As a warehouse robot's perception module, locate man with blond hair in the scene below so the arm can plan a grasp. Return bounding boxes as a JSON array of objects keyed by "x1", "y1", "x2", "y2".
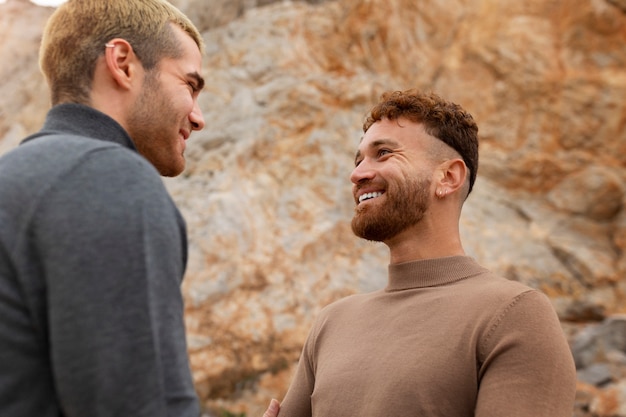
[{"x1": 0, "y1": 1, "x2": 206, "y2": 415}]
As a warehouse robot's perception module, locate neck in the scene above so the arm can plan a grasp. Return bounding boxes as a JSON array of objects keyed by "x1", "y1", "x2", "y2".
[{"x1": 384, "y1": 217, "x2": 465, "y2": 265}]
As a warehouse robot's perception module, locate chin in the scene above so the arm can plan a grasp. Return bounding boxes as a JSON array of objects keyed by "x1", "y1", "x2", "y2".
[
  {"x1": 156, "y1": 161, "x2": 185, "y2": 177},
  {"x1": 167, "y1": 166, "x2": 185, "y2": 177}
]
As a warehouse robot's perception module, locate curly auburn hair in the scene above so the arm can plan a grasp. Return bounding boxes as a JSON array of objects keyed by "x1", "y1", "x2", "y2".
[{"x1": 364, "y1": 89, "x2": 479, "y2": 195}]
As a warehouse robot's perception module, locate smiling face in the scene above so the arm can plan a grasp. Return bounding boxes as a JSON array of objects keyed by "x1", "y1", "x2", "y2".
[
  {"x1": 350, "y1": 118, "x2": 438, "y2": 242},
  {"x1": 127, "y1": 24, "x2": 205, "y2": 177}
]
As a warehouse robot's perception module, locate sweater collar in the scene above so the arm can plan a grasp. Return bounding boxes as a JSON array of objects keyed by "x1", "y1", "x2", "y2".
[
  {"x1": 23, "y1": 103, "x2": 136, "y2": 151},
  {"x1": 386, "y1": 256, "x2": 488, "y2": 292}
]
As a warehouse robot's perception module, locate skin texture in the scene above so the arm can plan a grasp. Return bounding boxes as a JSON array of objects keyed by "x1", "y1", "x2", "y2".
[
  {"x1": 351, "y1": 117, "x2": 468, "y2": 264},
  {"x1": 91, "y1": 24, "x2": 205, "y2": 176},
  {"x1": 351, "y1": 120, "x2": 434, "y2": 242},
  {"x1": 126, "y1": 24, "x2": 205, "y2": 176},
  {"x1": 263, "y1": 399, "x2": 281, "y2": 417}
]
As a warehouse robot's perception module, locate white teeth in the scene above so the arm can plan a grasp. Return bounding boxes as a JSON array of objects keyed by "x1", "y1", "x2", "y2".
[{"x1": 359, "y1": 192, "x2": 383, "y2": 203}]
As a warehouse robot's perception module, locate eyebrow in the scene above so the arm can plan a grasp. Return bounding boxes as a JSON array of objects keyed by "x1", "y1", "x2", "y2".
[
  {"x1": 188, "y1": 72, "x2": 205, "y2": 91},
  {"x1": 354, "y1": 138, "x2": 401, "y2": 164}
]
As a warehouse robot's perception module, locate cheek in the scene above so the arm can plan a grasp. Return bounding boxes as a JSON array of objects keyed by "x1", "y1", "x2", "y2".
[
  {"x1": 161, "y1": 91, "x2": 184, "y2": 120},
  {"x1": 173, "y1": 94, "x2": 195, "y2": 119}
]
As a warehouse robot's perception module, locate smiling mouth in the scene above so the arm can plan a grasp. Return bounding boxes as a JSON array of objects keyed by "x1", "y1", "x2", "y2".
[{"x1": 358, "y1": 191, "x2": 384, "y2": 203}]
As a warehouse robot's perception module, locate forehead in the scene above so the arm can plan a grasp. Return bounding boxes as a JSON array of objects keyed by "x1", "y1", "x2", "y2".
[
  {"x1": 165, "y1": 24, "x2": 203, "y2": 70},
  {"x1": 358, "y1": 118, "x2": 430, "y2": 152}
]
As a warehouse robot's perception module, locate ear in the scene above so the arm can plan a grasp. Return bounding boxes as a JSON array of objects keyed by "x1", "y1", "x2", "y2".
[
  {"x1": 435, "y1": 158, "x2": 467, "y2": 197},
  {"x1": 103, "y1": 39, "x2": 140, "y2": 90}
]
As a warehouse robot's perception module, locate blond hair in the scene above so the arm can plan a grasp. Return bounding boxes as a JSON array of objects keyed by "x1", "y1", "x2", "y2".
[{"x1": 40, "y1": 0, "x2": 204, "y2": 105}]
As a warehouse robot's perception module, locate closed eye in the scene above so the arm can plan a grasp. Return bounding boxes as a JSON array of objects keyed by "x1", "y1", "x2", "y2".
[
  {"x1": 188, "y1": 81, "x2": 200, "y2": 93},
  {"x1": 186, "y1": 72, "x2": 205, "y2": 94}
]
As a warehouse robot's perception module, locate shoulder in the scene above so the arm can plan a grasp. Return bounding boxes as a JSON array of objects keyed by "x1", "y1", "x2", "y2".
[
  {"x1": 479, "y1": 284, "x2": 561, "y2": 348},
  {"x1": 1, "y1": 132, "x2": 176, "y2": 229},
  {"x1": 458, "y1": 268, "x2": 541, "y2": 306},
  {"x1": 31, "y1": 133, "x2": 148, "y2": 167},
  {"x1": 455, "y1": 271, "x2": 558, "y2": 326},
  {"x1": 314, "y1": 290, "x2": 381, "y2": 324},
  {"x1": 3, "y1": 133, "x2": 150, "y2": 178},
  {"x1": 7, "y1": 132, "x2": 159, "y2": 190}
]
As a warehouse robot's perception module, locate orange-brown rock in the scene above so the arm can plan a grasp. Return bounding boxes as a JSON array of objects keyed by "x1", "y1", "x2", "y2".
[{"x1": 1, "y1": 0, "x2": 625, "y2": 415}]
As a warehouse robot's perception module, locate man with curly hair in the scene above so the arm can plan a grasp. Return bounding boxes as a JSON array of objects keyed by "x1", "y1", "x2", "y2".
[{"x1": 276, "y1": 89, "x2": 577, "y2": 417}]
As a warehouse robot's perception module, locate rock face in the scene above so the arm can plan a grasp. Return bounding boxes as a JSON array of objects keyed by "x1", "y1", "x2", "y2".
[
  {"x1": 0, "y1": 0, "x2": 51, "y2": 154},
  {"x1": 1, "y1": 0, "x2": 625, "y2": 415}
]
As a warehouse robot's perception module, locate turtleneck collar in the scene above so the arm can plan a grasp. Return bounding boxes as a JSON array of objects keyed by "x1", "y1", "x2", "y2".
[
  {"x1": 386, "y1": 256, "x2": 488, "y2": 292},
  {"x1": 22, "y1": 103, "x2": 136, "y2": 151}
]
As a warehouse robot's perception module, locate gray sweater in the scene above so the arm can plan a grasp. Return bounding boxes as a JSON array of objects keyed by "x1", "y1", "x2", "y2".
[{"x1": 0, "y1": 104, "x2": 200, "y2": 417}]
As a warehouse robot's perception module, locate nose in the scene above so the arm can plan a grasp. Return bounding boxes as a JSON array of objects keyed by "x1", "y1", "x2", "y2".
[
  {"x1": 350, "y1": 159, "x2": 375, "y2": 185},
  {"x1": 189, "y1": 100, "x2": 205, "y2": 131}
]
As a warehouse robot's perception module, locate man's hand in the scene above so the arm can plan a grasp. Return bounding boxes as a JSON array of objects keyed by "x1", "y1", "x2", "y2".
[{"x1": 262, "y1": 399, "x2": 280, "y2": 417}]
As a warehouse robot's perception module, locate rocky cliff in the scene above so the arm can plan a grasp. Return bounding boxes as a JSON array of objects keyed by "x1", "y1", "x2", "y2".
[{"x1": 1, "y1": 0, "x2": 625, "y2": 415}]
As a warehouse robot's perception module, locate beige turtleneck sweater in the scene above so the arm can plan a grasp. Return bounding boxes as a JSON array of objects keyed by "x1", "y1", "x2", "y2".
[{"x1": 278, "y1": 256, "x2": 576, "y2": 417}]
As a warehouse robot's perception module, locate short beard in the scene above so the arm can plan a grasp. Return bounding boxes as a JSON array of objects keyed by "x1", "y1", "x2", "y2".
[{"x1": 351, "y1": 176, "x2": 431, "y2": 242}]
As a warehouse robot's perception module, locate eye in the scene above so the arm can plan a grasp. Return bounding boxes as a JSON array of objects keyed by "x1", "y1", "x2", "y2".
[
  {"x1": 187, "y1": 81, "x2": 200, "y2": 94},
  {"x1": 377, "y1": 148, "x2": 392, "y2": 158}
]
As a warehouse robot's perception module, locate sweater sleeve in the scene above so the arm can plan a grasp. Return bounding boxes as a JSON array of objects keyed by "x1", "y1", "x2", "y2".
[
  {"x1": 34, "y1": 148, "x2": 199, "y2": 417},
  {"x1": 475, "y1": 290, "x2": 577, "y2": 417},
  {"x1": 278, "y1": 314, "x2": 322, "y2": 417}
]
